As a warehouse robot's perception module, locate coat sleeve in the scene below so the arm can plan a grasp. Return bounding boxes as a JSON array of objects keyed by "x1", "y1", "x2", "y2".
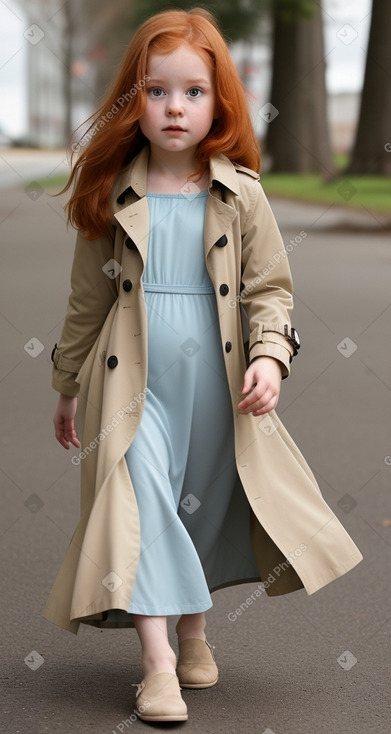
[
  {"x1": 239, "y1": 177, "x2": 295, "y2": 379},
  {"x1": 51, "y1": 229, "x2": 118, "y2": 397}
]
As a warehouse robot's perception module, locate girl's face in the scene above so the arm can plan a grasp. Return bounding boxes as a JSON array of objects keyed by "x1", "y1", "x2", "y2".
[{"x1": 139, "y1": 43, "x2": 216, "y2": 159}]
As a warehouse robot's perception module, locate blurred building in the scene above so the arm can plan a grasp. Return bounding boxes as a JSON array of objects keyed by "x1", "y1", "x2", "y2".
[
  {"x1": 328, "y1": 92, "x2": 360, "y2": 153},
  {"x1": 23, "y1": 3, "x2": 94, "y2": 148},
  {"x1": 1, "y1": 1, "x2": 365, "y2": 151},
  {"x1": 26, "y1": 27, "x2": 65, "y2": 148}
]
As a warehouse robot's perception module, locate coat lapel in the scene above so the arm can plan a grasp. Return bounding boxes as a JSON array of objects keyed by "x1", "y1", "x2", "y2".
[
  {"x1": 113, "y1": 144, "x2": 240, "y2": 270},
  {"x1": 114, "y1": 197, "x2": 150, "y2": 271},
  {"x1": 204, "y1": 150, "x2": 241, "y2": 260},
  {"x1": 204, "y1": 194, "x2": 237, "y2": 262}
]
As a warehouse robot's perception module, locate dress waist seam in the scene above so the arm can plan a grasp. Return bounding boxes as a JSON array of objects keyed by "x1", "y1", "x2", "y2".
[{"x1": 142, "y1": 282, "x2": 215, "y2": 294}]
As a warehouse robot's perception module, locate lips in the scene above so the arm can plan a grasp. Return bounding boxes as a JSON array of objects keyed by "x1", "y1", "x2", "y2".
[{"x1": 163, "y1": 126, "x2": 186, "y2": 131}]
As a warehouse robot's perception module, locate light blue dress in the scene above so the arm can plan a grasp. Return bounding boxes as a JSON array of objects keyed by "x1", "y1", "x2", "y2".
[{"x1": 125, "y1": 191, "x2": 243, "y2": 616}]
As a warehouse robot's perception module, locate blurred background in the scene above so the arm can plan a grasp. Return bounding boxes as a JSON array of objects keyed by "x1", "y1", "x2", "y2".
[
  {"x1": 0, "y1": 0, "x2": 390, "y2": 210},
  {"x1": 1, "y1": 6, "x2": 391, "y2": 732}
]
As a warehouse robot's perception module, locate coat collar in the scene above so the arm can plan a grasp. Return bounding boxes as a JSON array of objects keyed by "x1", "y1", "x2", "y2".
[
  {"x1": 113, "y1": 143, "x2": 242, "y2": 269},
  {"x1": 113, "y1": 143, "x2": 241, "y2": 201}
]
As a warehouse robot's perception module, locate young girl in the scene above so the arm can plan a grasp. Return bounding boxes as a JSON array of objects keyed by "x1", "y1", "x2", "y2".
[{"x1": 44, "y1": 7, "x2": 363, "y2": 724}]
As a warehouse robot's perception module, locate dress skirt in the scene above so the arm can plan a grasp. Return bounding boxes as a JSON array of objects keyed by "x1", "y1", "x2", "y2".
[{"x1": 125, "y1": 191, "x2": 254, "y2": 616}]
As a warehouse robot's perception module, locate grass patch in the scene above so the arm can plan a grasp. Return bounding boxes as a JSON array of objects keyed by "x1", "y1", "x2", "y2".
[
  {"x1": 34, "y1": 174, "x2": 69, "y2": 191},
  {"x1": 333, "y1": 152, "x2": 349, "y2": 169},
  {"x1": 260, "y1": 172, "x2": 391, "y2": 213},
  {"x1": 34, "y1": 161, "x2": 391, "y2": 214}
]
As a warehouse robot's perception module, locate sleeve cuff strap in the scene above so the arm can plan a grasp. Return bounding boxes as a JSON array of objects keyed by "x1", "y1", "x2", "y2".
[{"x1": 53, "y1": 351, "x2": 83, "y2": 373}]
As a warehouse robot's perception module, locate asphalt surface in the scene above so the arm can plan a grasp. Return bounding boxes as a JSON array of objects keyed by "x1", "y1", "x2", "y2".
[{"x1": 1, "y1": 150, "x2": 391, "y2": 734}]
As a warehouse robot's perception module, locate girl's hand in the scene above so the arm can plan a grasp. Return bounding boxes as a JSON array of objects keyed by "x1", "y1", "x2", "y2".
[
  {"x1": 53, "y1": 394, "x2": 81, "y2": 449},
  {"x1": 238, "y1": 356, "x2": 282, "y2": 416}
]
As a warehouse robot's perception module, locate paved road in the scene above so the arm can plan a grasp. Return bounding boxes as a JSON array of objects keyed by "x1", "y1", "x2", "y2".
[
  {"x1": 1, "y1": 157, "x2": 391, "y2": 734},
  {"x1": 0, "y1": 148, "x2": 69, "y2": 189}
]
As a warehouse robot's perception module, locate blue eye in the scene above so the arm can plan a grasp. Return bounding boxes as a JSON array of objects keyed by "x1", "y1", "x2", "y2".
[
  {"x1": 147, "y1": 86, "x2": 203, "y2": 98},
  {"x1": 188, "y1": 88, "x2": 202, "y2": 97}
]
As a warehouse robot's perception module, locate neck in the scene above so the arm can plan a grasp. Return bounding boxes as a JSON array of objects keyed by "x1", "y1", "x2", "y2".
[{"x1": 147, "y1": 144, "x2": 200, "y2": 182}]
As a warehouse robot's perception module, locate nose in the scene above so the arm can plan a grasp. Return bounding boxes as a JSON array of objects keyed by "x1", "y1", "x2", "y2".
[{"x1": 166, "y1": 93, "x2": 183, "y2": 117}]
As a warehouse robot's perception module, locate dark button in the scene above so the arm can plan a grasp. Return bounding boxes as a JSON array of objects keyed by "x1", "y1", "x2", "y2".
[
  {"x1": 122, "y1": 279, "x2": 132, "y2": 292},
  {"x1": 219, "y1": 283, "x2": 229, "y2": 296},
  {"x1": 117, "y1": 193, "x2": 125, "y2": 205},
  {"x1": 225, "y1": 341, "x2": 232, "y2": 353},
  {"x1": 125, "y1": 237, "x2": 137, "y2": 250},
  {"x1": 215, "y1": 234, "x2": 228, "y2": 248},
  {"x1": 107, "y1": 355, "x2": 118, "y2": 369}
]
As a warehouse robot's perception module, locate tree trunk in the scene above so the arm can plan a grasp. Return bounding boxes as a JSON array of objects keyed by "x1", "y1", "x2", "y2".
[
  {"x1": 346, "y1": 0, "x2": 391, "y2": 175},
  {"x1": 265, "y1": 2, "x2": 334, "y2": 175}
]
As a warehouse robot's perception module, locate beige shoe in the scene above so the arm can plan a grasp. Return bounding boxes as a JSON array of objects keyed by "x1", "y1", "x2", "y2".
[
  {"x1": 133, "y1": 672, "x2": 188, "y2": 722},
  {"x1": 176, "y1": 638, "x2": 218, "y2": 689}
]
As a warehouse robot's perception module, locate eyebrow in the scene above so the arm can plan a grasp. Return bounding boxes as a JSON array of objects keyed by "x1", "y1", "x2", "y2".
[{"x1": 147, "y1": 78, "x2": 211, "y2": 86}]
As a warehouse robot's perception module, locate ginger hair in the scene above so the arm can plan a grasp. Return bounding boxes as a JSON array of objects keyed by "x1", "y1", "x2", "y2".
[{"x1": 61, "y1": 7, "x2": 261, "y2": 239}]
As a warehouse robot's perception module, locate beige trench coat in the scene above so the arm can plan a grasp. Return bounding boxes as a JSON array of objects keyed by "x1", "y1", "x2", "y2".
[{"x1": 44, "y1": 144, "x2": 362, "y2": 634}]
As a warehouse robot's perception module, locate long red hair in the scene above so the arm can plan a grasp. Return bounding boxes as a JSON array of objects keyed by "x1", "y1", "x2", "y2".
[{"x1": 62, "y1": 7, "x2": 261, "y2": 239}]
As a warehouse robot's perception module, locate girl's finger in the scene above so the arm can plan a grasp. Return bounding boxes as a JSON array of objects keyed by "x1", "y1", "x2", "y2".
[
  {"x1": 241, "y1": 368, "x2": 257, "y2": 394},
  {"x1": 54, "y1": 415, "x2": 80, "y2": 449},
  {"x1": 240, "y1": 388, "x2": 278, "y2": 414},
  {"x1": 69, "y1": 433, "x2": 81, "y2": 449},
  {"x1": 253, "y1": 395, "x2": 279, "y2": 416},
  {"x1": 64, "y1": 422, "x2": 81, "y2": 448},
  {"x1": 240, "y1": 387, "x2": 272, "y2": 412},
  {"x1": 55, "y1": 428, "x2": 70, "y2": 449},
  {"x1": 238, "y1": 381, "x2": 263, "y2": 407}
]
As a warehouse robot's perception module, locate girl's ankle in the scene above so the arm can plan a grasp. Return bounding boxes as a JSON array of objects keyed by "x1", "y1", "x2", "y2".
[
  {"x1": 175, "y1": 625, "x2": 206, "y2": 643},
  {"x1": 175, "y1": 614, "x2": 207, "y2": 642},
  {"x1": 177, "y1": 632, "x2": 206, "y2": 643},
  {"x1": 142, "y1": 650, "x2": 177, "y2": 682}
]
